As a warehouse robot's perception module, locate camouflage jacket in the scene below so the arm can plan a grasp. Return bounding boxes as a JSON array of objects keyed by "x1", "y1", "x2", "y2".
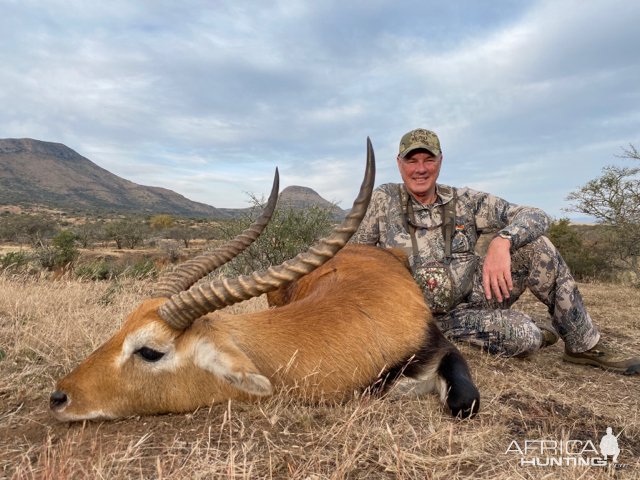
[{"x1": 350, "y1": 183, "x2": 551, "y2": 312}]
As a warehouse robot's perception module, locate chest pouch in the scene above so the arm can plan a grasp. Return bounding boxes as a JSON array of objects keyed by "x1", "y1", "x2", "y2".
[
  {"x1": 412, "y1": 262, "x2": 456, "y2": 314},
  {"x1": 399, "y1": 185, "x2": 459, "y2": 314}
]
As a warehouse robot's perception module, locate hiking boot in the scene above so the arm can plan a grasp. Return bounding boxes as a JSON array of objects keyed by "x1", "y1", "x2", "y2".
[
  {"x1": 563, "y1": 339, "x2": 640, "y2": 375},
  {"x1": 537, "y1": 322, "x2": 559, "y2": 348}
]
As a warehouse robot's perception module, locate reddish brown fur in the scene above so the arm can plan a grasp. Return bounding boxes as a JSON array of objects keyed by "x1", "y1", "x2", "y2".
[
  {"x1": 221, "y1": 245, "x2": 429, "y2": 396},
  {"x1": 52, "y1": 244, "x2": 431, "y2": 420}
]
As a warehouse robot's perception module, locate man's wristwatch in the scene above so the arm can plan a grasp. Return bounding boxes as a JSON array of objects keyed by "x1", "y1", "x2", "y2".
[{"x1": 497, "y1": 230, "x2": 512, "y2": 242}]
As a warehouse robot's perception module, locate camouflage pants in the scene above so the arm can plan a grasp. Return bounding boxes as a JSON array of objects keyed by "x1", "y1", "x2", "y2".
[{"x1": 435, "y1": 236, "x2": 600, "y2": 357}]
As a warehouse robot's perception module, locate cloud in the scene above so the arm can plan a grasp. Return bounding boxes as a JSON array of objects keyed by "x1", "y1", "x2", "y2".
[{"x1": 1, "y1": 0, "x2": 639, "y2": 215}]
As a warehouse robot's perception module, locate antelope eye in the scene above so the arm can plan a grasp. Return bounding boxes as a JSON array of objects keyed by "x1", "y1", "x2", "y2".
[{"x1": 135, "y1": 347, "x2": 165, "y2": 362}]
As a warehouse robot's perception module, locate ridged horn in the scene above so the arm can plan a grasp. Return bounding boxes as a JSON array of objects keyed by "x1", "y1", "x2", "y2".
[
  {"x1": 159, "y1": 137, "x2": 376, "y2": 329},
  {"x1": 153, "y1": 169, "x2": 280, "y2": 298}
]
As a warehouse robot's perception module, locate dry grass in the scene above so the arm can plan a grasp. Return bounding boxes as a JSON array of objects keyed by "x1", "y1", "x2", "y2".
[{"x1": 0, "y1": 273, "x2": 639, "y2": 479}]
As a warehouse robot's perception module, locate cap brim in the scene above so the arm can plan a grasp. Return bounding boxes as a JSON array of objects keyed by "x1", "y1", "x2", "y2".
[{"x1": 400, "y1": 145, "x2": 440, "y2": 158}]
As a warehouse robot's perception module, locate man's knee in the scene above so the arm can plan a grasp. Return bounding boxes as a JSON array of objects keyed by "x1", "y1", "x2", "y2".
[
  {"x1": 439, "y1": 310, "x2": 543, "y2": 357},
  {"x1": 492, "y1": 321, "x2": 543, "y2": 357},
  {"x1": 506, "y1": 328, "x2": 544, "y2": 357},
  {"x1": 512, "y1": 235, "x2": 569, "y2": 291},
  {"x1": 513, "y1": 235, "x2": 558, "y2": 264}
]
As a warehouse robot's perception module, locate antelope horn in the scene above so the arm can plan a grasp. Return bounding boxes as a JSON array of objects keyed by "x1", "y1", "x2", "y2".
[
  {"x1": 153, "y1": 169, "x2": 280, "y2": 298},
  {"x1": 159, "y1": 137, "x2": 376, "y2": 329}
]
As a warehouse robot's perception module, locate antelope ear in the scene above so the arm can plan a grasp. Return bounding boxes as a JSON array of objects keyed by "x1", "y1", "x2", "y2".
[
  {"x1": 222, "y1": 371, "x2": 273, "y2": 396},
  {"x1": 194, "y1": 339, "x2": 273, "y2": 396}
]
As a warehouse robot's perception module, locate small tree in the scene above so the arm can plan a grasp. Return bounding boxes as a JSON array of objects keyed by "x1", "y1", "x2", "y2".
[
  {"x1": 73, "y1": 221, "x2": 104, "y2": 248},
  {"x1": 567, "y1": 145, "x2": 640, "y2": 283},
  {"x1": 168, "y1": 225, "x2": 196, "y2": 248},
  {"x1": 160, "y1": 239, "x2": 183, "y2": 263},
  {"x1": 105, "y1": 218, "x2": 148, "y2": 250},
  {"x1": 105, "y1": 221, "x2": 125, "y2": 249},
  {"x1": 218, "y1": 194, "x2": 336, "y2": 275}
]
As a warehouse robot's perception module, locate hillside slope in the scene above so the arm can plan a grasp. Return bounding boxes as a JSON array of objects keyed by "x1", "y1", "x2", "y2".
[{"x1": 0, "y1": 138, "x2": 225, "y2": 217}]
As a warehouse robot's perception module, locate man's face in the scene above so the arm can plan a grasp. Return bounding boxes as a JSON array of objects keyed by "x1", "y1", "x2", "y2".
[{"x1": 397, "y1": 149, "x2": 442, "y2": 202}]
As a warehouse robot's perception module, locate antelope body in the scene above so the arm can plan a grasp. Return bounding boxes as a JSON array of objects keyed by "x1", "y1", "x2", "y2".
[{"x1": 50, "y1": 140, "x2": 480, "y2": 421}]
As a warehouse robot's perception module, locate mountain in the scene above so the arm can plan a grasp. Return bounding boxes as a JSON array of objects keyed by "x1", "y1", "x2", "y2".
[
  {"x1": 0, "y1": 138, "x2": 343, "y2": 218},
  {"x1": 0, "y1": 138, "x2": 230, "y2": 217},
  {"x1": 278, "y1": 186, "x2": 346, "y2": 218}
]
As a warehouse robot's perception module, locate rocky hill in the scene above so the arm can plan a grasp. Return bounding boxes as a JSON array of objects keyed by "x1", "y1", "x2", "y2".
[
  {"x1": 278, "y1": 186, "x2": 346, "y2": 218},
  {"x1": 0, "y1": 138, "x2": 227, "y2": 217},
  {"x1": 0, "y1": 138, "x2": 343, "y2": 218}
]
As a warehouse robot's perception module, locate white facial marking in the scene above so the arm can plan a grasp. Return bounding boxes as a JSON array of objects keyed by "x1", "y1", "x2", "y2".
[
  {"x1": 117, "y1": 323, "x2": 182, "y2": 371},
  {"x1": 51, "y1": 408, "x2": 115, "y2": 422},
  {"x1": 193, "y1": 339, "x2": 222, "y2": 373},
  {"x1": 194, "y1": 340, "x2": 272, "y2": 396}
]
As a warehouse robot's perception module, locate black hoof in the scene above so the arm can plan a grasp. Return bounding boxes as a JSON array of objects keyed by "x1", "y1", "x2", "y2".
[
  {"x1": 447, "y1": 376, "x2": 480, "y2": 418},
  {"x1": 624, "y1": 363, "x2": 640, "y2": 375}
]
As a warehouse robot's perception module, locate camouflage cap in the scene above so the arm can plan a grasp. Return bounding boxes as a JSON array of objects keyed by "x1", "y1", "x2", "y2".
[{"x1": 398, "y1": 129, "x2": 442, "y2": 158}]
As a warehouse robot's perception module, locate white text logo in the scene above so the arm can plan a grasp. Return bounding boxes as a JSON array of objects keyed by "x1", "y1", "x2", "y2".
[{"x1": 505, "y1": 427, "x2": 629, "y2": 469}]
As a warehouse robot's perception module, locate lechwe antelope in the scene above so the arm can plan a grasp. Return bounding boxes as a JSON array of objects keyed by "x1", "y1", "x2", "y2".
[{"x1": 50, "y1": 139, "x2": 480, "y2": 421}]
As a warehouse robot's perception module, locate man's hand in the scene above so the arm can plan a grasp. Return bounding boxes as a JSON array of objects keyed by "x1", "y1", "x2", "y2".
[{"x1": 482, "y1": 236, "x2": 513, "y2": 302}]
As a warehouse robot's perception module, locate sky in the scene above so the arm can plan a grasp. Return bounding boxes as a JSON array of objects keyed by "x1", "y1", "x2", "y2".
[{"x1": 1, "y1": 0, "x2": 639, "y2": 219}]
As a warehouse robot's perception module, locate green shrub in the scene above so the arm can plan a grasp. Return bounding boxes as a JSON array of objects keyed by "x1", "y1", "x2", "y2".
[
  {"x1": 122, "y1": 258, "x2": 157, "y2": 280},
  {"x1": 0, "y1": 251, "x2": 31, "y2": 271},
  {"x1": 218, "y1": 200, "x2": 335, "y2": 276},
  {"x1": 548, "y1": 219, "x2": 612, "y2": 281},
  {"x1": 51, "y1": 230, "x2": 80, "y2": 266},
  {"x1": 33, "y1": 230, "x2": 80, "y2": 270},
  {"x1": 75, "y1": 256, "x2": 157, "y2": 281},
  {"x1": 75, "y1": 260, "x2": 113, "y2": 281},
  {"x1": 32, "y1": 245, "x2": 57, "y2": 270}
]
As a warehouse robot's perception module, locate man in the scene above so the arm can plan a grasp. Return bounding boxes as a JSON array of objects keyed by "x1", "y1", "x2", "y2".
[{"x1": 351, "y1": 128, "x2": 639, "y2": 374}]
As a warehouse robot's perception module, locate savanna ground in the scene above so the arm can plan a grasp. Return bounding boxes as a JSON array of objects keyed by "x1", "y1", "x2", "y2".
[{"x1": 0, "y1": 272, "x2": 639, "y2": 479}]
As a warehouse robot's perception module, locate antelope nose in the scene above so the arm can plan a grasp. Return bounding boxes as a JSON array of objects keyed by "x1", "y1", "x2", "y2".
[{"x1": 50, "y1": 390, "x2": 68, "y2": 409}]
